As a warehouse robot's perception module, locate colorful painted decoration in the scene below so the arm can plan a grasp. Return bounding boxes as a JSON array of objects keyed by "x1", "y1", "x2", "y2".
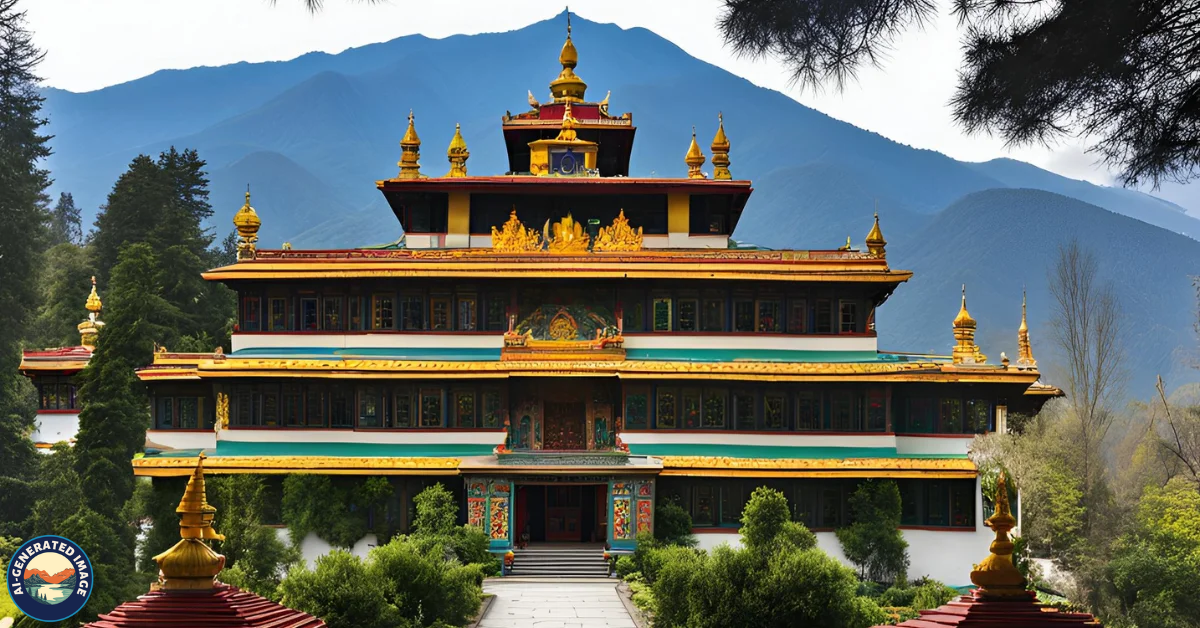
[
  {"x1": 613, "y1": 498, "x2": 631, "y2": 540},
  {"x1": 637, "y1": 483, "x2": 652, "y2": 497},
  {"x1": 636, "y1": 499, "x2": 653, "y2": 535},
  {"x1": 612, "y1": 482, "x2": 631, "y2": 496},
  {"x1": 468, "y1": 498, "x2": 486, "y2": 527},
  {"x1": 490, "y1": 496, "x2": 509, "y2": 540},
  {"x1": 468, "y1": 481, "x2": 487, "y2": 498}
]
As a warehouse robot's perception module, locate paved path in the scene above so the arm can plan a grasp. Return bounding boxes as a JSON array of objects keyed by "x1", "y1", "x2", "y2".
[{"x1": 480, "y1": 579, "x2": 636, "y2": 628}]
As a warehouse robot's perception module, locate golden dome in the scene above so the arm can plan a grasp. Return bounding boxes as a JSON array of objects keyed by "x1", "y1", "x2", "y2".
[
  {"x1": 549, "y1": 13, "x2": 587, "y2": 102},
  {"x1": 401, "y1": 109, "x2": 421, "y2": 148},
  {"x1": 953, "y1": 285, "x2": 976, "y2": 329},
  {"x1": 152, "y1": 453, "x2": 227, "y2": 591},
  {"x1": 446, "y1": 123, "x2": 469, "y2": 177},
  {"x1": 232, "y1": 190, "x2": 261, "y2": 238},
  {"x1": 685, "y1": 127, "x2": 706, "y2": 179},
  {"x1": 711, "y1": 113, "x2": 731, "y2": 180},
  {"x1": 865, "y1": 212, "x2": 886, "y2": 257},
  {"x1": 85, "y1": 276, "x2": 102, "y2": 313}
]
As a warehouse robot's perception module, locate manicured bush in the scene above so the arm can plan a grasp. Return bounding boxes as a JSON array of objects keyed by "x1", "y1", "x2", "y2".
[
  {"x1": 278, "y1": 550, "x2": 403, "y2": 628},
  {"x1": 412, "y1": 483, "x2": 458, "y2": 536},
  {"x1": 836, "y1": 480, "x2": 909, "y2": 584},
  {"x1": 648, "y1": 546, "x2": 702, "y2": 628},
  {"x1": 615, "y1": 555, "x2": 637, "y2": 579},
  {"x1": 371, "y1": 536, "x2": 483, "y2": 627},
  {"x1": 281, "y1": 475, "x2": 395, "y2": 548},
  {"x1": 654, "y1": 501, "x2": 697, "y2": 547},
  {"x1": 910, "y1": 578, "x2": 960, "y2": 610}
]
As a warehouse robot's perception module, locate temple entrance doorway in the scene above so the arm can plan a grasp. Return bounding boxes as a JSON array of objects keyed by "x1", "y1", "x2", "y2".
[
  {"x1": 508, "y1": 378, "x2": 619, "y2": 451},
  {"x1": 514, "y1": 484, "x2": 608, "y2": 545}
]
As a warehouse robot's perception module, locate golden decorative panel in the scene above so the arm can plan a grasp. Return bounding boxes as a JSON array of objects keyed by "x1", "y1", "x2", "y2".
[
  {"x1": 593, "y1": 210, "x2": 643, "y2": 251},
  {"x1": 546, "y1": 213, "x2": 589, "y2": 252},
  {"x1": 490, "y1": 210, "x2": 543, "y2": 252}
]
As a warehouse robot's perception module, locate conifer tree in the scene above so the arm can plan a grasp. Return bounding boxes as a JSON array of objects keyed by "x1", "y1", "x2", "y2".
[
  {"x1": 49, "y1": 191, "x2": 82, "y2": 246},
  {"x1": 29, "y1": 242, "x2": 96, "y2": 348},
  {"x1": 0, "y1": 0, "x2": 51, "y2": 535}
]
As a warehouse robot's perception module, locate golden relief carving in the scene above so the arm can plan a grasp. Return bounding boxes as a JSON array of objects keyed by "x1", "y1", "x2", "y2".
[
  {"x1": 215, "y1": 392, "x2": 229, "y2": 431},
  {"x1": 658, "y1": 456, "x2": 977, "y2": 471},
  {"x1": 491, "y1": 209, "x2": 543, "y2": 252},
  {"x1": 593, "y1": 210, "x2": 643, "y2": 251},
  {"x1": 546, "y1": 213, "x2": 589, "y2": 252}
]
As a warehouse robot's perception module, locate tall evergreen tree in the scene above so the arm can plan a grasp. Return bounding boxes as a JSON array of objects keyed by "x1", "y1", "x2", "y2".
[
  {"x1": 0, "y1": 0, "x2": 51, "y2": 534},
  {"x1": 49, "y1": 191, "x2": 82, "y2": 246},
  {"x1": 28, "y1": 242, "x2": 96, "y2": 348}
]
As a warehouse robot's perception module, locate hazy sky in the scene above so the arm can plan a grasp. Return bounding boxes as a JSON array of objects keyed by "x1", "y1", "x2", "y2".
[{"x1": 27, "y1": 0, "x2": 1108, "y2": 184}]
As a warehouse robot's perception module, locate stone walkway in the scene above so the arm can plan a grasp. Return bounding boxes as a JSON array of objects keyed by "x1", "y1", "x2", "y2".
[{"x1": 480, "y1": 579, "x2": 637, "y2": 628}]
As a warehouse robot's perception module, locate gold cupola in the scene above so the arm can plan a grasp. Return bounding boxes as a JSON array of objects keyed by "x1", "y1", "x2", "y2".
[
  {"x1": 685, "y1": 127, "x2": 707, "y2": 179},
  {"x1": 1016, "y1": 290, "x2": 1037, "y2": 368},
  {"x1": 152, "y1": 453, "x2": 227, "y2": 591},
  {"x1": 969, "y1": 472, "x2": 1027, "y2": 598},
  {"x1": 549, "y1": 13, "x2": 587, "y2": 102},
  {"x1": 77, "y1": 276, "x2": 104, "y2": 348},
  {"x1": 952, "y1": 285, "x2": 986, "y2": 364},
  {"x1": 233, "y1": 189, "x2": 261, "y2": 261},
  {"x1": 397, "y1": 110, "x2": 424, "y2": 180},
  {"x1": 865, "y1": 212, "x2": 886, "y2": 257},
  {"x1": 446, "y1": 123, "x2": 469, "y2": 177},
  {"x1": 710, "y1": 113, "x2": 731, "y2": 180}
]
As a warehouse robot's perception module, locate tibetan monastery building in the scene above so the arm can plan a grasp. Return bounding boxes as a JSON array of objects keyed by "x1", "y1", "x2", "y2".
[{"x1": 131, "y1": 17, "x2": 1060, "y2": 584}]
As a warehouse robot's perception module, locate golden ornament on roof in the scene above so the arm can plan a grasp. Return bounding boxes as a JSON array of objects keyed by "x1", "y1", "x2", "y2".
[
  {"x1": 397, "y1": 110, "x2": 423, "y2": 179},
  {"x1": 446, "y1": 123, "x2": 469, "y2": 177},
  {"x1": 78, "y1": 276, "x2": 105, "y2": 347},
  {"x1": 952, "y1": 285, "x2": 986, "y2": 364},
  {"x1": 233, "y1": 189, "x2": 260, "y2": 261},
  {"x1": 556, "y1": 101, "x2": 579, "y2": 142},
  {"x1": 152, "y1": 453, "x2": 226, "y2": 591},
  {"x1": 970, "y1": 472, "x2": 1027, "y2": 598},
  {"x1": 711, "y1": 112, "x2": 731, "y2": 180},
  {"x1": 549, "y1": 12, "x2": 587, "y2": 102},
  {"x1": 593, "y1": 209, "x2": 643, "y2": 251},
  {"x1": 865, "y1": 212, "x2": 886, "y2": 257},
  {"x1": 491, "y1": 209, "x2": 544, "y2": 252},
  {"x1": 685, "y1": 126, "x2": 706, "y2": 179},
  {"x1": 1016, "y1": 290, "x2": 1037, "y2": 368},
  {"x1": 547, "y1": 213, "x2": 589, "y2": 252}
]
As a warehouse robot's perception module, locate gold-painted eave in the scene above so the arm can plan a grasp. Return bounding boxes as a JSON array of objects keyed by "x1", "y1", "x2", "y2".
[
  {"x1": 201, "y1": 261, "x2": 912, "y2": 284},
  {"x1": 658, "y1": 456, "x2": 976, "y2": 479},
  {"x1": 18, "y1": 359, "x2": 90, "y2": 373},
  {"x1": 132, "y1": 455, "x2": 462, "y2": 477}
]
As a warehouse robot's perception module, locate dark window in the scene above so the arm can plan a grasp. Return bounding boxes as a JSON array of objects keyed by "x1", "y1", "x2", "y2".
[
  {"x1": 839, "y1": 301, "x2": 858, "y2": 333},
  {"x1": 359, "y1": 387, "x2": 382, "y2": 428},
  {"x1": 831, "y1": 391, "x2": 856, "y2": 431},
  {"x1": 331, "y1": 389, "x2": 351, "y2": 428},
  {"x1": 734, "y1": 391, "x2": 756, "y2": 430},
  {"x1": 926, "y1": 481, "x2": 948, "y2": 526},
  {"x1": 820, "y1": 484, "x2": 843, "y2": 528},
  {"x1": 306, "y1": 388, "x2": 327, "y2": 427},
  {"x1": 394, "y1": 389, "x2": 414, "y2": 428},
  {"x1": 261, "y1": 386, "x2": 279, "y2": 426},
  {"x1": 300, "y1": 298, "x2": 319, "y2": 331},
  {"x1": 269, "y1": 298, "x2": 288, "y2": 331},
  {"x1": 677, "y1": 299, "x2": 698, "y2": 332},
  {"x1": 624, "y1": 389, "x2": 649, "y2": 429},
  {"x1": 283, "y1": 385, "x2": 303, "y2": 426},
  {"x1": 721, "y1": 482, "x2": 744, "y2": 525},
  {"x1": 348, "y1": 296, "x2": 364, "y2": 331},
  {"x1": 796, "y1": 391, "x2": 821, "y2": 430},
  {"x1": 622, "y1": 291, "x2": 646, "y2": 332},
  {"x1": 373, "y1": 295, "x2": 395, "y2": 330},
  {"x1": 756, "y1": 299, "x2": 781, "y2": 332},
  {"x1": 940, "y1": 398, "x2": 963, "y2": 433},
  {"x1": 420, "y1": 389, "x2": 443, "y2": 427},
  {"x1": 967, "y1": 399, "x2": 990, "y2": 433},
  {"x1": 764, "y1": 394, "x2": 786, "y2": 430},
  {"x1": 457, "y1": 296, "x2": 477, "y2": 331},
  {"x1": 815, "y1": 300, "x2": 833, "y2": 333},
  {"x1": 905, "y1": 398, "x2": 934, "y2": 433},
  {"x1": 156, "y1": 397, "x2": 174, "y2": 429},
  {"x1": 430, "y1": 297, "x2": 451, "y2": 331},
  {"x1": 788, "y1": 299, "x2": 808, "y2": 334},
  {"x1": 38, "y1": 383, "x2": 76, "y2": 410},
  {"x1": 242, "y1": 297, "x2": 261, "y2": 332},
  {"x1": 701, "y1": 297, "x2": 725, "y2": 332},
  {"x1": 733, "y1": 299, "x2": 754, "y2": 332},
  {"x1": 484, "y1": 294, "x2": 507, "y2": 331},
  {"x1": 681, "y1": 389, "x2": 702, "y2": 429},
  {"x1": 455, "y1": 390, "x2": 476, "y2": 427},
  {"x1": 693, "y1": 485, "x2": 717, "y2": 525},
  {"x1": 867, "y1": 388, "x2": 886, "y2": 432},
  {"x1": 656, "y1": 388, "x2": 677, "y2": 429},
  {"x1": 234, "y1": 386, "x2": 261, "y2": 426},
  {"x1": 482, "y1": 389, "x2": 503, "y2": 428},
  {"x1": 702, "y1": 389, "x2": 727, "y2": 428},
  {"x1": 322, "y1": 297, "x2": 343, "y2": 331},
  {"x1": 400, "y1": 295, "x2": 425, "y2": 330},
  {"x1": 795, "y1": 485, "x2": 817, "y2": 528},
  {"x1": 652, "y1": 297, "x2": 672, "y2": 332}
]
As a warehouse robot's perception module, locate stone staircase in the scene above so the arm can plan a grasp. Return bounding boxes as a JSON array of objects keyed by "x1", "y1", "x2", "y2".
[{"x1": 508, "y1": 546, "x2": 611, "y2": 578}]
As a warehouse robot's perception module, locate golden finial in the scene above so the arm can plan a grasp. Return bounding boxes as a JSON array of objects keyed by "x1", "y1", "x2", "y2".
[
  {"x1": 952, "y1": 285, "x2": 986, "y2": 364},
  {"x1": 397, "y1": 110, "x2": 423, "y2": 179},
  {"x1": 152, "y1": 453, "x2": 227, "y2": 590},
  {"x1": 556, "y1": 101, "x2": 579, "y2": 142},
  {"x1": 970, "y1": 472, "x2": 1027, "y2": 598},
  {"x1": 547, "y1": 213, "x2": 589, "y2": 252},
  {"x1": 78, "y1": 276, "x2": 105, "y2": 347},
  {"x1": 711, "y1": 112, "x2": 731, "y2": 180},
  {"x1": 550, "y1": 10, "x2": 587, "y2": 102},
  {"x1": 491, "y1": 209, "x2": 544, "y2": 252},
  {"x1": 838, "y1": 236, "x2": 852, "y2": 251},
  {"x1": 446, "y1": 123, "x2": 469, "y2": 177},
  {"x1": 1016, "y1": 289, "x2": 1037, "y2": 368},
  {"x1": 685, "y1": 126, "x2": 706, "y2": 179},
  {"x1": 865, "y1": 211, "x2": 886, "y2": 257},
  {"x1": 594, "y1": 209, "x2": 644, "y2": 251},
  {"x1": 233, "y1": 187, "x2": 261, "y2": 261}
]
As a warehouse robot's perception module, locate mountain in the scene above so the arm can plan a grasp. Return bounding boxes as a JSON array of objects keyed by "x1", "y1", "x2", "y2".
[
  {"x1": 24, "y1": 567, "x2": 76, "y2": 584},
  {"x1": 38, "y1": 12, "x2": 1200, "y2": 394}
]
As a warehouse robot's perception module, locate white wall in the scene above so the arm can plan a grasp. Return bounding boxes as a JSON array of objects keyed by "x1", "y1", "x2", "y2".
[
  {"x1": 32, "y1": 412, "x2": 79, "y2": 447},
  {"x1": 222, "y1": 428, "x2": 504, "y2": 446},
  {"x1": 622, "y1": 334, "x2": 877, "y2": 352},
  {"x1": 620, "y1": 431, "x2": 896, "y2": 449},
  {"x1": 146, "y1": 430, "x2": 216, "y2": 451},
  {"x1": 894, "y1": 436, "x2": 973, "y2": 457},
  {"x1": 273, "y1": 528, "x2": 380, "y2": 568},
  {"x1": 231, "y1": 333, "x2": 504, "y2": 353}
]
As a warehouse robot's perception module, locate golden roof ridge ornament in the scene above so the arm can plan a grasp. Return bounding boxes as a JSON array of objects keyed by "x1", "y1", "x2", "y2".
[
  {"x1": 78, "y1": 276, "x2": 104, "y2": 347},
  {"x1": 594, "y1": 209, "x2": 644, "y2": 251},
  {"x1": 865, "y1": 210, "x2": 886, "y2": 258},
  {"x1": 685, "y1": 126, "x2": 707, "y2": 179},
  {"x1": 397, "y1": 110, "x2": 424, "y2": 179},
  {"x1": 446, "y1": 123, "x2": 469, "y2": 177},
  {"x1": 970, "y1": 472, "x2": 1027, "y2": 598},
  {"x1": 152, "y1": 453, "x2": 227, "y2": 591},
  {"x1": 233, "y1": 187, "x2": 261, "y2": 261},
  {"x1": 1016, "y1": 289, "x2": 1037, "y2": 369},
  {"x1": 952, "y1": 285, "x2": 986, "y2": 364},
  {"x1": 549, "y1": 10, "x2": 587, "y2": 102},
  {"x1": 711, "y1": 112, "x2": 731, "y2": 180},
  {"x1": 547, "y1": 213, "x2": 589, "y2": 252},
  {"x1": 491, "y1": 209, "x2": 544, "y2": 252},
  {"x1": 557, "y1": 100, "x2": 580, "y2": 142}
]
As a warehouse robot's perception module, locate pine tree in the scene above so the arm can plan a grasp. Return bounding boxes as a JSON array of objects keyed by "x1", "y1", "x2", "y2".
[
  {"x1": 28, "y1": 242, "x2": 96, "y2": 348},
  {"x1": 49, "y1": 191, "x2": 82, "y2": 246},
  {"x1": 0, "y1": 0, "x2": 51, "y2": 535}
]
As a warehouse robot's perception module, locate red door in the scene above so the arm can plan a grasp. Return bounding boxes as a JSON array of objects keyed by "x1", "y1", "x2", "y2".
[{"x1": 515, "y1": 486, "x2": 528, "y2": 547}]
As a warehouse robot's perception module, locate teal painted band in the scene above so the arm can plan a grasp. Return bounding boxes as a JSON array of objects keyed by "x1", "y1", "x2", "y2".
[
  {"x1": 214, "y1": 440, "x2": 494, "y2": 457},
  {"x1": 627, "y1": 443, "x2": 900, "y2": 458}
]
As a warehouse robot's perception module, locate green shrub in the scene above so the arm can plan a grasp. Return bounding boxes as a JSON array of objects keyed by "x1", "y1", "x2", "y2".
[
  {"x1": 412, "y1": 483, "x2": 458, "y2": 536},
  {"x1": 910, "y1": 578, "x2": 959, "y2": 610},
  {"x1": 281, "y1": 475, "x2": 395, "y2": 548},
  {"x1": 630, "y1": 532, "x2": 661, "y2": 573},
  {"x1": 750, "y1": 547, "x2": 880, "y2": 628},
  {"x1": 654, "y1": 501, "x2": 697, "y2": 547},
  {"x1": 641, "y1": 544, "x2": 699, "y2": 585},
  {"x1": 836, "y1": 480, "x2": 909, "y2": 583},
  {"x1": 615, "y1": 555, "x2": 637, "y2": 579},
  {"x1": 684, "y1": 545, "x2": 757, "y2": 628},
  {"x1": 278, "y1": 550, "x2": 404, "y2": 628},
  {"x1": 648, "y1": 546, "x2": 702, "y2": 628},
  {"x1": 740, "y1": 486, "x2": 792, "y2": 552},
  {"x1": 209, "y1": 475, "x2": 300, "y2": 597},
  {"x1": 371, "y1": 536, "x2": 483, "y2": 627},
  {"x1": 877, "y1": 585, "x2": 915, "y2": 608}
]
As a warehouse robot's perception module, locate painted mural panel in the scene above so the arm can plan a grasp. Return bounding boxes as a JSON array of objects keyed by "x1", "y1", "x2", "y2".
[
  {"x1": 636, "y1": 499, "x2": 653, "y2": 535},
  {"x1": 468, "y1": 498, "x2": 486, "y2": 528},
  {"x1": 490, "y1": 496, "x2": 509, "y2": 540},
  {"x1": 613, "y1": 497, "x2": 632, "y2": 540}
]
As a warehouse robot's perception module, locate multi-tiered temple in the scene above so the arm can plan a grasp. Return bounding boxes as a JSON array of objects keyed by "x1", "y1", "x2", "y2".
[{"x1": 132, "y1": 18, "x2": 1059, "y2": 583}]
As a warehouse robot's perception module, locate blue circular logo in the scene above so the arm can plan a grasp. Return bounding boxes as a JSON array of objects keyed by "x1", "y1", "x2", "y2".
[{"x1": 6, "y1": 535, "x2": 93, "y2": 622}]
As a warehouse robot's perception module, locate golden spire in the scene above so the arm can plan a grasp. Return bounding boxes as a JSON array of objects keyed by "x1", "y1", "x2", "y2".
[
  {"x1": 77, "y1": 276, "x2": 104, "y2": 348},
  {"x1": 549, "y1": 11, "x2": 587, "y2": 102},
  {"x1": 685, "y1": 126, "x2": 707, "y2": 179},
  {"x1": 970, "y1": 472, "x2": 1027, "y2": 598},
  {"x1": 710, "y1": 112, "x2": 731, "y2": 180},
  {"x1": 952, "y1": 285, "x2": 986, "y2": 364},
  {"x1": 233, "y1": 188, "x2": 261, "y2": 261},
  {"x1": 152, "y1": 453, "x2": 227, "y2": 591},
  {"x1": 1016, "y1": 289, "x2": 1037, "y2": 368},
  {"x1": 865, "y1": 211, "x2": 886, "y2": 257},
  {"x1": 397, "y1": 110, "x2": 423, "y2": 179},
  {"x1": 446, "y1": 123, "x2": 469, "y2": 177}
]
